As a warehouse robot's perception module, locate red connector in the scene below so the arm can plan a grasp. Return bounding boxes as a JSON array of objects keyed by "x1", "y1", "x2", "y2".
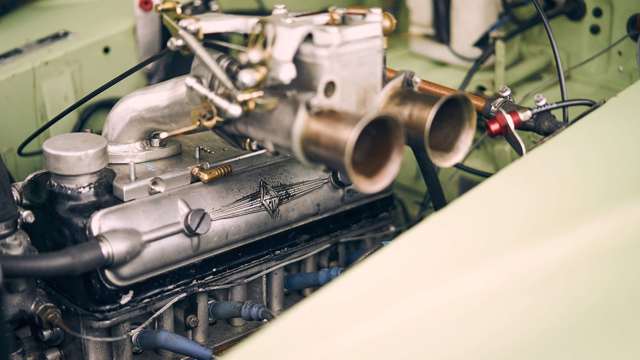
[{"x1": 486, "y1": 110, "x2": 531, "y2": 137}]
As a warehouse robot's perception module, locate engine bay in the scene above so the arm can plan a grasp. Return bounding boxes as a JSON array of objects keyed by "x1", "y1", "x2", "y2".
[{"x1": 1, "y1": 1, "x2": 639, "y2": 359}]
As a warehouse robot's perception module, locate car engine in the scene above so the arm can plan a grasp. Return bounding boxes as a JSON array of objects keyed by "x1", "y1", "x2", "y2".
[
  {"x1": 0, "y1": 4, "x2": 481, "y2": 359},
  {"x1": 2, "y1": 1, "x2": 639, "y2": 359}
]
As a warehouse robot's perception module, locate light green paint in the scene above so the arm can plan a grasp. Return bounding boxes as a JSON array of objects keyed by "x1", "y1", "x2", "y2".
[{"x1": 0, "y1": 0, "x2": 147, "y2": 179}]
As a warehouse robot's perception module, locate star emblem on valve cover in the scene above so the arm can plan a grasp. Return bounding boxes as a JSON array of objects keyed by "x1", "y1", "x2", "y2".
[
  {"x1": 209, "y1": 177, "x2": 329, "y2": 221},
  {"x1": 259, "y1": 180, "x2": 281, "y2": 218}
]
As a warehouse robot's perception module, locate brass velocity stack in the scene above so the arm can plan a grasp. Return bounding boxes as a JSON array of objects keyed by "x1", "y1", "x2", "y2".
[
  {"x1": 301, "y1": 110, "x2": 405, "y2": 194},
  {"x1": 380, "y1": 76, "x2": 477, "y2": 167}
]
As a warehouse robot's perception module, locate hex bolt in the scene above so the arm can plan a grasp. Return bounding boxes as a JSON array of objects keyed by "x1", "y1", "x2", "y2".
[
  {"x1": 497, "y1": 85, "x2": 512, "y2": 99},
  {"x1": 184, "y1": 209, "x2": 212, "y2": 236},
  {"x1": 534, "y1": 94, "x2": 548, "y2": 107}
]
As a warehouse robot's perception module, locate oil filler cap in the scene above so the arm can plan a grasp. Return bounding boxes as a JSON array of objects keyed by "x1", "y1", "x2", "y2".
[{"x1": 43, "y1": 133, "x2": 108, "y2": 176}]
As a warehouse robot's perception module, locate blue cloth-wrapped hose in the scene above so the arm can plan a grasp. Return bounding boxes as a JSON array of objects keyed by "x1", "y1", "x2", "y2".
[{"x1": 133, "y1": 330, "x2": 213, "y2": 360}]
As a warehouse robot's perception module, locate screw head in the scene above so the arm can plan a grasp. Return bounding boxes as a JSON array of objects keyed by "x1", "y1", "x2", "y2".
[
  {"x1": 497, "y1": 85, "x2": 512, "y2": 98},
  {"x1": 184, "y1": 209, "x2": 211, "y2": 236},
  {"x1": 533, "y1": 94, "x2": 548, "y2": 107}
]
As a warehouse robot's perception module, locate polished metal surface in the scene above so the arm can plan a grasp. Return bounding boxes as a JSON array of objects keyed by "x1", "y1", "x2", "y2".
[
  {"x1": 267, "y1": 268, "x2": 285, "y2": 315},
  {"x1": 102, "y1": 76, "x2": 194, "y2": 164},
  {"x1": 300, "y1": 110, "x2": 405, "y2": 194},
  {"x1": 90, "y1": 149, "x2": 384, "y2": 286},
  {"x1": 109, "y1": 133, "x2": 264, "y2": 202},
  {"x1": 379, "y1": 76, "x2": 477, "y2": 168},
  {"x1": 101, "y1": 7, "x2": 406, "y2": 194},
  {"x1": 42, "y1": 133, "x2": 108, "y2": 176}
]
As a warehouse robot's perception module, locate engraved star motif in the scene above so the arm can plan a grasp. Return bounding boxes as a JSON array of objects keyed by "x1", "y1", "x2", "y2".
[{"x1": 259, "y1": 180, "x2": 280, "y2": 218}]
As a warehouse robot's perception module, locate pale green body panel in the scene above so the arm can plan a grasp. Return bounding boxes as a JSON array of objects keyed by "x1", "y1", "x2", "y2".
[{"x1": 0, "y1": 0, "x2": 147, "y2": 179}]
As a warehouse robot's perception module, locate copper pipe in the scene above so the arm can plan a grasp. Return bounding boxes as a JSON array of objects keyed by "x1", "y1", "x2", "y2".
[{"x1": 385, "y1": 68, "x2": 488, "y2": 114}]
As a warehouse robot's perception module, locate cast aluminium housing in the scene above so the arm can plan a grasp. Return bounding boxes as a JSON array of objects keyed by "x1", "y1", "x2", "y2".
[{"x1": 90, "y1": 152, "x2": 386, "y2": 287}]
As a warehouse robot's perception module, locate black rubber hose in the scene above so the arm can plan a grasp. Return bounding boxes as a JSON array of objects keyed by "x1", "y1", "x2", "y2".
[
  {"x1": 0, "y1": 241, "x2": 107, "y2": 277},
  {"x1": 454, "y1": 163, "x2": 493, "y2": 178},
  {"x1": 72, "y1": 97, "x2": 120, "y2": 132},
  {"x1": 411, "y1": 146, "x2": 447, "y2": 210},
  {"x1": 458, "y1": 47, "x2": 494, "y2": 91},
  {"x1": 134, "y1": 330, "x2": 213, "y2": 360},
  {"x1": 17, "y1": 48, "x2": 169, "y2": 157},
  {"x1": 530, "y1": 99, "x2": 597, "y2": 115}
]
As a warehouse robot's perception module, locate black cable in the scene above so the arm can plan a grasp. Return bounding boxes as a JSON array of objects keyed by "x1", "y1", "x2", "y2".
[
  {"x1": 448, "y1": 44, "x2": 481, "y2": 62},
  {"x1": 459, "y1": 3, "x2": 570, "y2": 91},
  {"x1": 411, "y1": 146, "x2": 447, "y2": 210},
  {"x1": 520, "y1": 33, "x2": 629, "y2": 102},
  {"x1": 569, "y1": 102, "x2": 603, "y2": 125},
  {"x1": 528, "y1": 0, "x2": 568, "y2": 123},
  {"x1": 0, "y1": 241, "x2": 107, "y2": 277},
  {"x1": 72, "y1": 97, "x2": 119, "y2": 132},
  {"x1": 458, "y1": 47, "x2": 494, "y2": 91},
  {"x1": 454, "y1": 163, "x2": 493, "y2": 178},
  {"x1": 16, "y1": 48, "x2": 170, "y2": 157},
  {"x1": 531, "y1": 98, "x2": 597, "y2": 115},
  {"x1": 570, "y1": 34, "x2": 628, "y2": 72}
]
